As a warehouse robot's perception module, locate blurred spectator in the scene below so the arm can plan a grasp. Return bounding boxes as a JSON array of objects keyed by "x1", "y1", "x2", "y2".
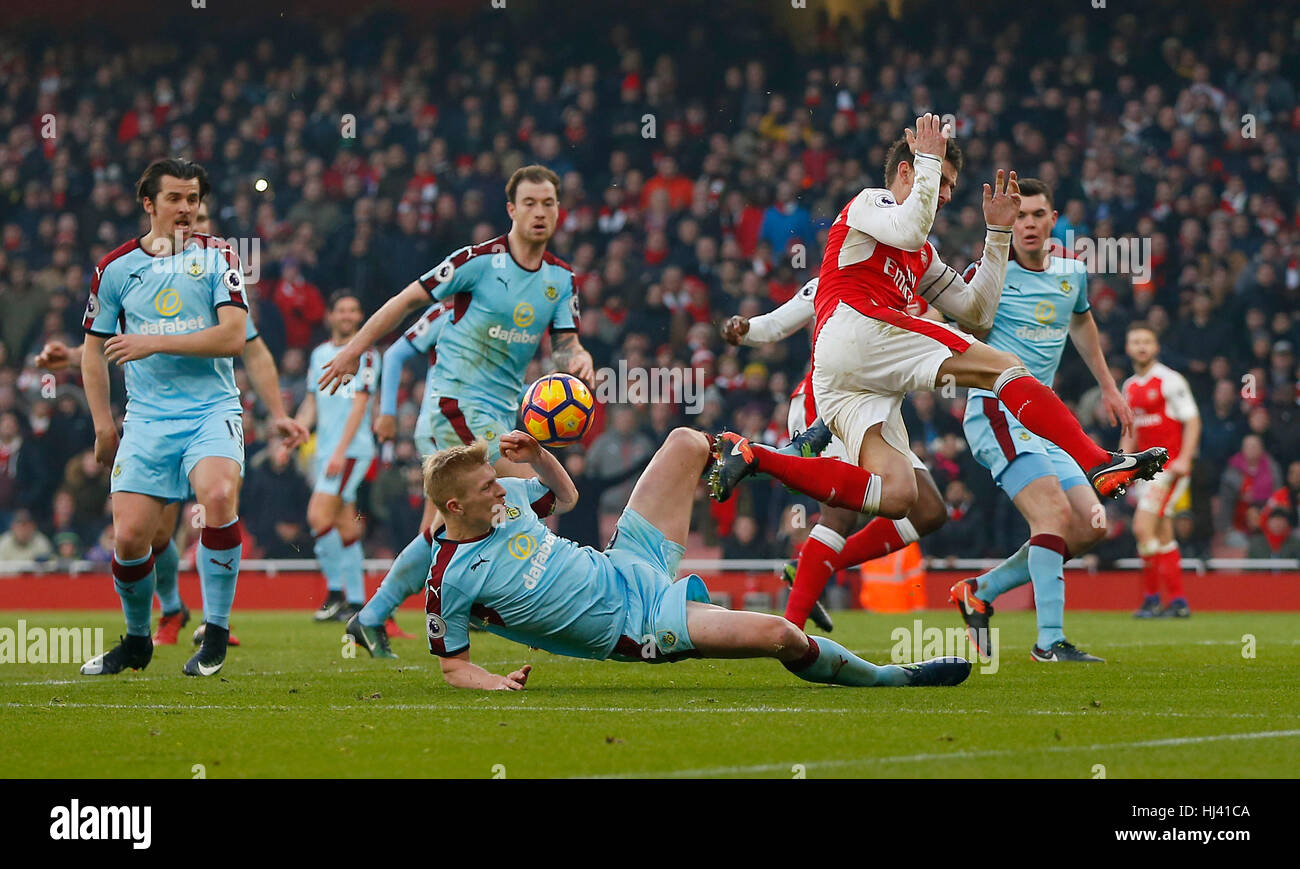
[
  {"x1": 243, "y1": 440, "x2": 312, "y2": 554},
  {"x1": 0, "y1": 509, "x2": 53, "y2": 563},
  {"x1": 1217, "y1": 434, "x2": 1283, "y2": 547}
]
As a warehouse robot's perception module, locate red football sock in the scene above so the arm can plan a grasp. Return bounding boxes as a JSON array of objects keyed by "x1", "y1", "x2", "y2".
[
  {"x1": 753, "y1": 448, "x2": 879, "y2": 513},
  {"x1": 785, "y1": 530, "x2": 842, "y2": 630},
  {"x1": 1160, "y1": 546, "x2": 1185, "y2": 597},
  {"x1": 997, "y1": 374, "x2": 1110, "y2": 470},
  {"x1": 833, "y1": 518, "x2": 907, "y2": 570},
  {"x1": 1141, "y1": 555, "x2": 1160, "y2": 596}
]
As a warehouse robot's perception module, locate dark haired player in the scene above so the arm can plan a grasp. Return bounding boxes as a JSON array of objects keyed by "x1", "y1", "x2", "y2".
[{"x1": 79, "y1": 158, "x2": 249, "y2": 677}]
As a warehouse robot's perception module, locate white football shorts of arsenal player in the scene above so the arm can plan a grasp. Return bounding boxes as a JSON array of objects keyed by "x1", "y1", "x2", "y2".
[
  {"x1": 810, "y1": 152, "x2": 1013, "y2": 463},
  {"x1": 736, "y1": 275, "x2": 929, "y2": 471},
  {"x1": 1125, "y1": 361, "x2": 1198, "y2": 517}
]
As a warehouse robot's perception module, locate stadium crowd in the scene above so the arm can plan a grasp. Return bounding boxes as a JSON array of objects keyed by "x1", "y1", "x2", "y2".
[{"x1": 1, "y1": 0, "x2": 1299, "y2": 571}]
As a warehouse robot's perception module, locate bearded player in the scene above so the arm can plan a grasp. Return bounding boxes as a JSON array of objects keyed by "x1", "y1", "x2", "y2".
[
  {"x1": 318, "y1": 165, "x2": 596, "y2": 657},
  {"x1": 1123, "y1": 323, "x2": 1200, "y2": 618},
  {"x1": 710, "y1": 115, "x2": 1167, "y2": 539}
]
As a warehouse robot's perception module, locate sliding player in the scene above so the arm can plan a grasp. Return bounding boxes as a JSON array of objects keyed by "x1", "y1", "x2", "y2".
[
  {"x1": 296, "y1": 293, "x2": 378, "y2": 622},
  {"x1": 710, "y1": 115, "x2": 1166, "y2": 530},
  {"x1": 79, "y1": 157, "x2": 248, "y2": 677},
  {"x1": 722, "y1": 277, "x2": 948, "y2": 632},
  {"x1": 950, "y1": 178, "x2": 1132, "y2": 662},
  {"x1": 368, "y1": 429, "x2": 969, "y2": 690},
  {"x1": 320, "y1": 166, "x2": 595, "y2": 656},
  {"x1": 1124, "y1": 323, "x2": 1200, "y2": 618}
]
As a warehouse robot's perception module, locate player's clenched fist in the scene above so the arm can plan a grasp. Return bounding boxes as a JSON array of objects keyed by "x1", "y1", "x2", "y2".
[
  {"x1": 905, "y1": 112, "x2": 950, "y2": 161},
  {"x1": 499, "y1": 429, "x2": 543, "y2": 464},
  {"x1": 983, "y1": 169, "x2": 1021, "y2": 227},
  {"x1": 721, "y1": 315, "x2": 750, "y2": 345}
]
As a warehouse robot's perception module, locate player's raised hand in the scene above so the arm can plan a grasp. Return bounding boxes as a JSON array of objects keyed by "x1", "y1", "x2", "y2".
[
  {"x1": 499, "y1": 429, "x2": 543, "y2": 465},
  {"x1": 983, "y1": 169, "x2": 1020, "y2": 227},
  {"x1": 93, "y1": 426, "x2": 119, "y2": 468},
  {"x1": 905, "y1": 112, "x2": 950, "y2": 161},
  {"x1": 35, "y1": 340, "x2": 75, "y2": 371},
  {"x1": 494, "y1": 664, "x2": 531, "y2": 690},
  {"x1": 103, "y1": 334, "x2": 160, "y2": 365},
  {"x1": 373, "y1": 413, "x2": 397, "y2": 443},
  {"x1": 318, "y1": 346, "x2": 361, "y2": 395},
  {"x1": 271, "y1": 415, "x2": 310, "y2": 449},
  {"x1": 721, "y1": 315, "x2": 750, "y2": 345}
]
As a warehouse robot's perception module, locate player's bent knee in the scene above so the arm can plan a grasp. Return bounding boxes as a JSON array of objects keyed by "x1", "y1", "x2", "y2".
[
  {"x1": 877, "y1": 478, "x2": 918, "y2": 521},
  {"x1": 666, "y1": 426, "x2": 708, "y2": 456}
]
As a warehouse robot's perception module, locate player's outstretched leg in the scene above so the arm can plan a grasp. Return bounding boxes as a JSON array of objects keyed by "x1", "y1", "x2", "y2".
[
  {"x1": 940, "y1": 345, "x2": 1169, "y2": 498},
  {"x1": 709, "y1": 430, "x2": 886, "y2": 513},
  {"x1": 685, "y1": 604, "x2": 970, "y2": 687},
  {"x1": 707, "y1": 419, "x2": 834, "y2": 502}
]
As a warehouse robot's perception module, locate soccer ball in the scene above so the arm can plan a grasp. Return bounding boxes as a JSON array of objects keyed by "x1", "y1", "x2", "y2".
[{"x1": 521, "y1": 373, "x2": 596, "y2": 447}]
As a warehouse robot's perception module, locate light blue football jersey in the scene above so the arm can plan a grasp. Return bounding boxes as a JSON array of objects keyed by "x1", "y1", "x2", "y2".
[
  {"x1": 417, "y1": 235, "x2": 579, "y2": 418},
  {"x1": 308, "y1": 340, "x2": 378, "y2": 459},
  {"x1": 967, "y1": 254, "x2": 1090, "y2": 401},
  {"x1": 425, "y1": 477, "x2": 624, "y2": 660},
  {"x1": 83, "y1": 233, "x2": 246, "y2": 421}
]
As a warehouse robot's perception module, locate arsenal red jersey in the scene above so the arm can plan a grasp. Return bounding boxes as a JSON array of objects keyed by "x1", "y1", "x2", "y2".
[{"x1": 1123, "y1": 361, "x2": 1198, "y2": 459}]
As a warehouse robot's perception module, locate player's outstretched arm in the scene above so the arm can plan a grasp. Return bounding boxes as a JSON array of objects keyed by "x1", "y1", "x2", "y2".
[
  {"x1": 724, "y1": 279, "x2": 816, "y2": 346},
  {"x1": 243, "y1": 336, "x2": 309, "y2": 448},
  {"x1": 1069, "y1": 309, "x2": 1133, "y2": 438},
  {"x1": 81, "y1": 335, "x2": 119, "y2": 467},
  {"x1": 319, "y1": 281, "x2": 428, "y2": 394},
  {"x1": 439, "y1": 649, "x2": 531, "y2": 690},
  {"x1": 498, "y1": 430, "x2": 579, "y2": 514},
  {"x1": 916, "y1": 170, "x2": 1019, "y2": 333},
  {"x1": 104, "y1": 305, "x2": 247, "y2": 363}
]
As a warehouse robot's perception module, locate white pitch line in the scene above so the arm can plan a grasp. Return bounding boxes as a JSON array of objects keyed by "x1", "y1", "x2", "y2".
[
  {"x1": 5, "y1": 701, "x2": 1295, "y2": 722},
  {"x1": 585, "y1": 728, "x2": 1300, "y2": 778}
]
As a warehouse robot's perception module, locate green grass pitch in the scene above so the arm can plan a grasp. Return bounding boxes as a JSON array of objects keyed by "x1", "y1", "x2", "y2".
[{"x1": 3, "y1": 610, "x2": 1298, "y2": 778}]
